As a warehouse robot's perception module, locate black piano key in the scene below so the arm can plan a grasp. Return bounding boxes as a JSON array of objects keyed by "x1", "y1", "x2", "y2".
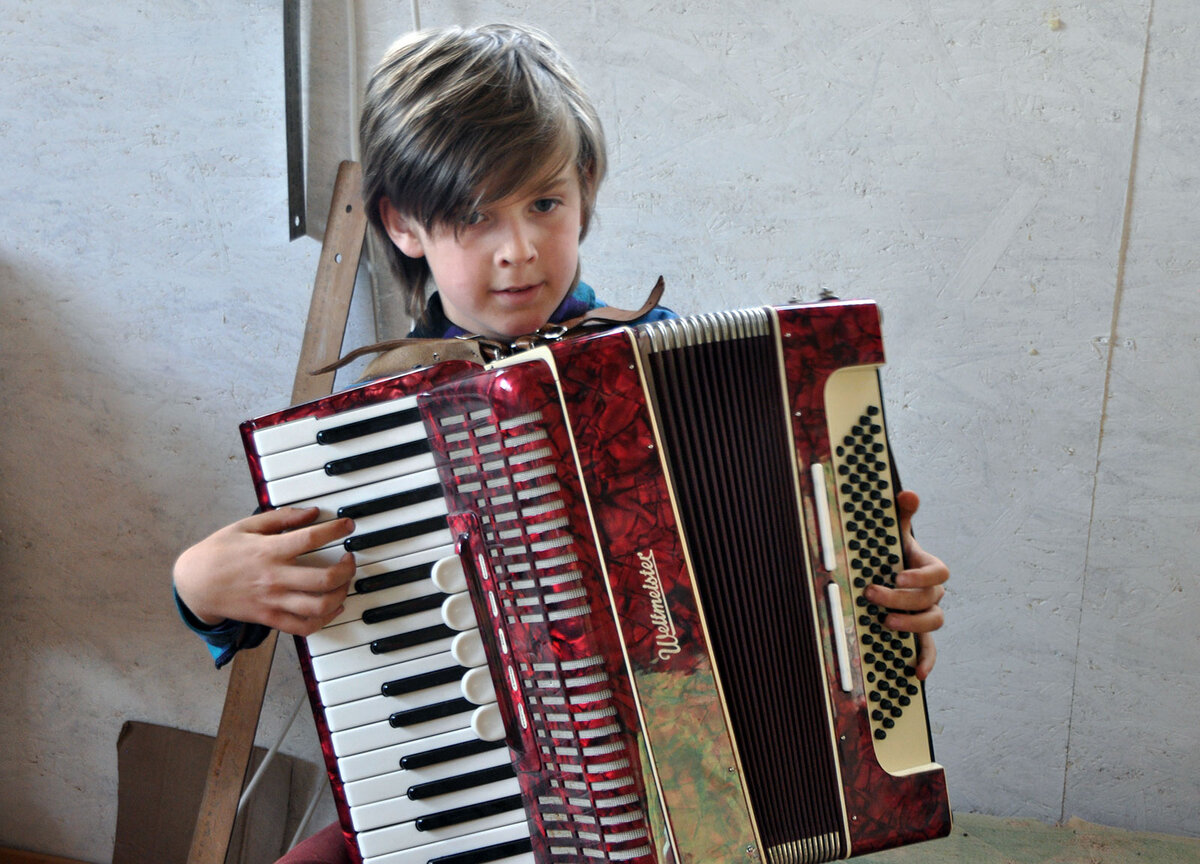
[
  {"x1": 355, "y1": 562, "x2": 433, "y2": 594},
  {"x1": 390, "y1": 697, "x2": 474, "y2": 728},
  {"x1": 324, "y1": 438, "x2": 430, "y2": 476},
  {"x1": 401, "y1": 737, "x2": 507, "y2": 770},
  {"x1": 415, "y1": 794, "x2": 525, "y2": 832},
  {"x1": 382, "y1": 665, "x2": 466, "y2": 697},
  {"x1": 338, "y1": 482, "x2": 444, "y2": 520},
  {"x1": 316, "y1": 405, "x2": 422, "y2": 445},
  {"x1": 362, "y1": 591, "x2": 446, "y2": 625},
  {"x1": 407, "y1": 763, "x2": 516, "y2": 800},
  {"x1": 371, "y1": 623, "x2": 455, "y2": 654},
  {"x1": 429, "y1": 837, "x2": 534, "y2": 864},
  {"x1": 345, "y1": 515, "x2": 449, "y2": 552}
]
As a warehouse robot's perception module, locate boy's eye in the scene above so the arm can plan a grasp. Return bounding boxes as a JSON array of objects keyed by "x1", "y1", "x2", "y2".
[
  {"x1": 532, "y1": 198, "x2": 560, "y2": 214},
  {"x1": 462, "y1": 210, "x2": 486, "y2": 226}
]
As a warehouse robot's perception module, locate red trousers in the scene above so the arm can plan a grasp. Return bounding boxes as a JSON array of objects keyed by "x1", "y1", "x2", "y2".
[{"x1": 275, "y1": 821, "x2": 353, "y2": 864}]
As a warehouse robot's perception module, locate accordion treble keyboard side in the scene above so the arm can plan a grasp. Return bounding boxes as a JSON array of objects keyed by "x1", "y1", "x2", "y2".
[{"x1": 241, "y1": 360, "x2": 546, "y2": 864}]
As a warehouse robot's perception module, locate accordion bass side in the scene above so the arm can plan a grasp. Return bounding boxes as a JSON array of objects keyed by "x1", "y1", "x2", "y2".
[{"x1": 417, "y1": 299, "x2": 951, "y2": 864}]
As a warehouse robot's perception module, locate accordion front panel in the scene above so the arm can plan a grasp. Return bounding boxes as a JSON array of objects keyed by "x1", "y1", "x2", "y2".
[{"x1": 420, "y1": 364, "x2": 670, "y2": 864}]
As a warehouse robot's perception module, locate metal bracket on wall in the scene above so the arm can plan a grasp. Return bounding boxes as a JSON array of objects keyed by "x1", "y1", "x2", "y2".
[{"x1": 284, "y1": 0, "x2": 306, "y2": 240}]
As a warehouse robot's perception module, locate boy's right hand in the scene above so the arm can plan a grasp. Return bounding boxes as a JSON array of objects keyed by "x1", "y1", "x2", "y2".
[{"x1": 173, "y1": 507, "x2": 356, "y2": 637}]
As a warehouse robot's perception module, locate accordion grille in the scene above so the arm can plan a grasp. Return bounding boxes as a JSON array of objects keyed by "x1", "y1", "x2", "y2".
[
  {"x1": 433, "y1": 404, "x2": 657, "y2": 864},
  {"x1": 640, "y1": 321, "x2": 846, "y2": 864}
]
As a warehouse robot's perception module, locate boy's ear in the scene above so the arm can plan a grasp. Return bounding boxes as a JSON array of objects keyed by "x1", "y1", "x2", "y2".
[{"x1": 378, "y1": 198, "x2": 426, "y2": 258}]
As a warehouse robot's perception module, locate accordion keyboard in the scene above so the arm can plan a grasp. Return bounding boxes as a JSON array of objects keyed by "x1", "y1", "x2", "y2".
[{"x1": 247, "y1": 393, "x2": 535, "y2": 864}]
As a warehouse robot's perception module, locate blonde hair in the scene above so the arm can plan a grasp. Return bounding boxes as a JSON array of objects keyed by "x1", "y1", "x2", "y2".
[{"x1": 360, "y1": 24, "x2": 607, "y2": 325}]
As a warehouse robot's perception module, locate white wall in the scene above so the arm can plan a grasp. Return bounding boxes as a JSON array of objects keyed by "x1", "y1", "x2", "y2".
[{"x1": 1, "y1": 1, "x2": 1196, "y2": 860}]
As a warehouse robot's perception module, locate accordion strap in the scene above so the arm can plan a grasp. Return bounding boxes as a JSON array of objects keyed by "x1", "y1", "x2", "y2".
[{"x1": 313, "y1": 276, "x2": 666, "y2": 380}]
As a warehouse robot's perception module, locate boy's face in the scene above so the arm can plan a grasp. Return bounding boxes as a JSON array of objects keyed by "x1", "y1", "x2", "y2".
[{"x1": 382, "y1": 168, "x2": 584, "y2": 340}]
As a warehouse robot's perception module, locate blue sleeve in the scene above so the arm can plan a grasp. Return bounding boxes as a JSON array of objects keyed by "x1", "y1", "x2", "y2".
[
  {"x1": 632, "y1": 306, "x2": 678, "y2": 325},
  {"x1": 174, "y1": 587, "x2": 271, "y2": 669}
]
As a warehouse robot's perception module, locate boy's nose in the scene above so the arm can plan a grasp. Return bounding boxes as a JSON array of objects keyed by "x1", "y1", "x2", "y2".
[{"x1": 498, "y1": 222, "x2": 537, "y2": 266}]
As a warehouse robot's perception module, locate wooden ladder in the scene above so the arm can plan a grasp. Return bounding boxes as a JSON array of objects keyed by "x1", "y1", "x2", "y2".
[{"x1": 186, "y1": 161, "x2": 368, "y2": 864}]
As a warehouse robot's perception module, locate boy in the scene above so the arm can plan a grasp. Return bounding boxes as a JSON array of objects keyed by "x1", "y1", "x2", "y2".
[{"x1": 173, "y1": 23, "x2": 948, "y2": 863}]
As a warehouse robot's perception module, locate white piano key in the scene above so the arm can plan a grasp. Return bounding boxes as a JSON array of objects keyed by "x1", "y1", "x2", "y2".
[
  {"x1": 451, "y1": 630, "x2": 487, "y2": 668},
  {"x1": 343, "y1": 496, "x2": 446, "y2": 541},
  {"x1": 307, "y1": 606, "x2": 447, "y2": 658},
  {"x1": 349, "y1": 545, "x2": 457, "y2": 598},
  {"x1": 471, "y1": 704, "x2": 506, "y2": 742},
  {"x1": 363, "y1": 820, "x2": 533, "y2": 864},
  {"x1": 298, "y1": 525, "x2": 454, "y2": 569},
  {"x1": 353, "y1": 529, "x2": 458, "y2": 568},
  {"x1": 325, "y1": 678, "x2": 465, "y2": 733},
  {"x1": 355, "y1": 808, "x2": 527, "y2": 859},
  {"x1": 343, "y1": 734, "x2": 511, "y2": 807},
  {"x1": 318, "y1": 647, "x2": 467, "y2": 708},
  {"x1": 333, "y1": 708, "x2": 474, "y2": 759},
  {"x1": 461, "y1": 666, "x2": 498, "y2": 706},
  {"x1": 285, "y1": 467, "x2": 445, "y2": 524},
  {"x1": 353, "y1": 774, "x2": 521, "y2": 833},
  {"x1": 259, "y1": 418, "x2": 427, "y2": 481},
  {"x1": 311, "y1": 633, "x2": 456, "y2": 682},
  {"x1": 337, "y1": 725, "x2": 491, "y2": 784},
  {"x1": 266, "y1": 451, "x2": 437, "y2": 507},
  {"x1": 431, "y1": 555, "x2": 468, "y2": 594},
  {"x1": 251, "y1": 394, "x2": 423, "y2": 457},
  {"x1": 327, "y1": 577, "x2": 442, "y2": 631},
  {"x1": 441, "y1": 592, "x2": 477, "y2": 632}
]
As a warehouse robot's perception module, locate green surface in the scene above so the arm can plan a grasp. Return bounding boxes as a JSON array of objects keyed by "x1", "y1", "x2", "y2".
[{"x1": 857, "y1": 812, "x2": 1200, "y2": 863}]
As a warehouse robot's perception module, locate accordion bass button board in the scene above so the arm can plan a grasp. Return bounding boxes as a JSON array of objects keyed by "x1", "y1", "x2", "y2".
[{"x1": 239, "y1": 300, "x2": 951, "y2": 864}]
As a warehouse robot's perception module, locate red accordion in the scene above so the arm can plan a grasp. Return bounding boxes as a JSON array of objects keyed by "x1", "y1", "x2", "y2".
[{"x1": 240, "y1": 299, "x2": 951, "y2": 864}]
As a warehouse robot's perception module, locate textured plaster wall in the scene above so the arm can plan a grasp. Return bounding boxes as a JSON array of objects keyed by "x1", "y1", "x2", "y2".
[{"x1": 1, "y1": 1, "x2": 1196, "y2": 861}]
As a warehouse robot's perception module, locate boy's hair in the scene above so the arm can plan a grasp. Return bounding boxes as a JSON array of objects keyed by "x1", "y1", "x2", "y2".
[{"x1": 361, "y1": 23, "x2": 607, "y2": 326}]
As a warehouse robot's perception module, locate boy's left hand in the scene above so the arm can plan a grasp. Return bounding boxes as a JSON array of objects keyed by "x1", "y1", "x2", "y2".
[{"x1": 862, "y1": 489, "x2": 948, "y2": 680}]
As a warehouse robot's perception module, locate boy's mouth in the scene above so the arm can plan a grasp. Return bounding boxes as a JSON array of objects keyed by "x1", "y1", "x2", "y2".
[{"x1": 494, "y1": 282, "x2": 541, "y2": 297}]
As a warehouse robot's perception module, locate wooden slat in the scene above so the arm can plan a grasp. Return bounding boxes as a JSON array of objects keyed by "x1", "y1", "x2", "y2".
[{"x1": 186, "y1": 161, "x2": 367, "y2": 864}]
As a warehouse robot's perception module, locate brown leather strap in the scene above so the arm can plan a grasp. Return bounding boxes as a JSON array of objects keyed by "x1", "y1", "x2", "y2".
[
  {"x1": 560, "y1": 275, "x2": 665, "y2": 330},
  {"x1": 313, "y1": 276, "x2": 666, "y2": 380}
]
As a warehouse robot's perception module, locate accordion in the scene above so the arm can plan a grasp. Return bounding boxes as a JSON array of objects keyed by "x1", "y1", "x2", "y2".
[{"x1": 240, "y1": 299, "x2": 951, "y2": 864}]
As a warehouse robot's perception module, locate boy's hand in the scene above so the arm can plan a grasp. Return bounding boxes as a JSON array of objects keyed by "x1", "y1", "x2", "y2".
[
  {"x1": 862, "y1": 490, "x2": 948, "y2": 680},
  {"x1": 173, "y1": 507, "x2": 357, "y2": 637}
]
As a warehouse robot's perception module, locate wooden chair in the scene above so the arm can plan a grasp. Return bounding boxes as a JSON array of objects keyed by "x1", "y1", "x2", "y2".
[{"x1": 186, "y1": 161, "x2": 368, "y2": 864}]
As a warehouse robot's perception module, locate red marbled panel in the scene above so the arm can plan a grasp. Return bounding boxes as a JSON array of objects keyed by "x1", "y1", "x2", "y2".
[
  {"x1": 777, "y1": 301, "x2": 951, "y2": 856},
  {"x1": 421, "y1": 359, "x2": 662, "y2": 864}
]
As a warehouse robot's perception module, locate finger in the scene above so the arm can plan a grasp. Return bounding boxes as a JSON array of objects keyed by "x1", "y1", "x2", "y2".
[
  {"x1": 263, "y1": 606, "x2": 343, "y2": 638},
  {"x1": 882, "y1": 604, "x2": 945, "y2": 635},
  {"x1": 914, "y1": 633, "x2": 937, "y2": 680},
  {"x1": 274, "y1": 585, "x2": 349, "y2": 625},
  {"x1": 241, "y1": 506, "x2": 321, "y2": 534},
  {"x1": 301, "y1": 516, "x2": 357, "y2": 550},
  {"x1": 895, "y1": 489, "x2": 920, "y2": 533},
  {"x1": 866, "y1": 581, "x2": 945, "y2": 613},
  {"x1": 275, "y1": 551, "x2": 357, "y2": 595},
  {"x1": 894, "y1": 557, "x2": 950, "y2": 590},
  {"x1": 276, "y1": 516, "x2": 356, "y2": 559}
]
